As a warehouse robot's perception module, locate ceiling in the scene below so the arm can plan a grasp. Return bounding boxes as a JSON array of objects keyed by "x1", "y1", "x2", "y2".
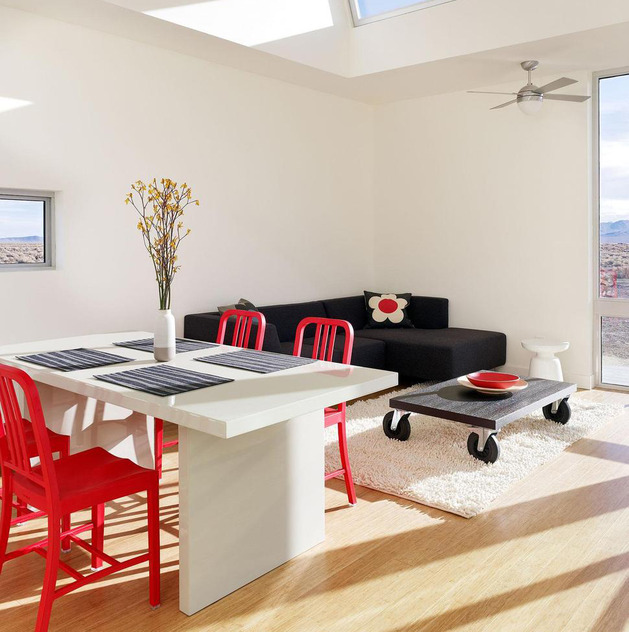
[{"x1": 4, "y1": 0, "x2": 629, "y2": 103}]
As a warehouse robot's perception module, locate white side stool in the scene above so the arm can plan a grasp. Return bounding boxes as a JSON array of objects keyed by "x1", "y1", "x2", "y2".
[{"x1": 521, "y1": 338, "x2": 570, "y2": 381}]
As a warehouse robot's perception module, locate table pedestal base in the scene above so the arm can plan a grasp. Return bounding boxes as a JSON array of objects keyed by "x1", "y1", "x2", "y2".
[{"x1": 178, "y1": 411, "x2": 325, "y2": 615}]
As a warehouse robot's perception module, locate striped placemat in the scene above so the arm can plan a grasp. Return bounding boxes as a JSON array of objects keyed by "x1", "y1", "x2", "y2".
[
  {"x1": 17, "y1": 348, "x2": 133, "y2": 372},
  {"x1": 114, "y1": 338, "x2": 217, "y2": 353},
  {"x1": 195, "y1": 349, "x2": 317, "y2": 374},
  {"x1": 94, "y1": 364, "x2": 232, "y2": 396}
]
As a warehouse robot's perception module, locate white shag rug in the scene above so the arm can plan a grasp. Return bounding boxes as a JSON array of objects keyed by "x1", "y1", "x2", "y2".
[{"x1": 325, "y1": 385, "x2": 623, "y2": 518}]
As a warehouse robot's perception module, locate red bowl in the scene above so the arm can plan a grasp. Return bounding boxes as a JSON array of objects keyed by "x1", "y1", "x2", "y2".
[{"x1": 466, "y1": 371, "x2": 520, "y2": 390}]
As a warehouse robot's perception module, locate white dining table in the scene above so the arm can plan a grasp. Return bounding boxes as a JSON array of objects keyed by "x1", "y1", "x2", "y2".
[{"x1": 0, "y1": 332, "x2": 398, "y2": 615}]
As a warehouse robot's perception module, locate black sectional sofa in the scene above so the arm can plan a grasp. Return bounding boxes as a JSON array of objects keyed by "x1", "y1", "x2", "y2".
[{"x1": 184, "y1": 295, "x2": 506, "y2": 381}]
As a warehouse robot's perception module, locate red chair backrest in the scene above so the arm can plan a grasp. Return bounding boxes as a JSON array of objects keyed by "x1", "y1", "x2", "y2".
[
  {"x1": 293, "y1": 317, "x2": 354, "y2": 364},
  {"x1": 216, "y1": 309, "x2": 266, "y2": 351},
  {"x1": 0, "y1": 364, "x2": 58, "y2": 500}
]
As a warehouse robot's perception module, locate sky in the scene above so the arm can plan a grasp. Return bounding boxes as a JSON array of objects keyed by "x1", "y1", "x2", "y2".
[
  {"x1": 357, "y1": 0, "x2": 433, "y2": 18},
  {"x1": 0, "y1": 199, "x2": 44, "y2": 240},
  {"x1": 600, "y1": 73, "x2": 629, "y2": 224}
]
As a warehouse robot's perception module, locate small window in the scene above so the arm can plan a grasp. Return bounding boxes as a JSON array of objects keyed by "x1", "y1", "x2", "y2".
[
  {"x1": 349, "y1": 0, "x2": 455, "y2": 25},
  {"x1": 0, "y1": 190, "x2": 54, "y2": 269}
]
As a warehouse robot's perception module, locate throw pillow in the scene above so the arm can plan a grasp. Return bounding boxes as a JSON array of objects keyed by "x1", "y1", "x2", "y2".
[
  {"x1": 217, "y1": 298, "x2": 257, "y2": 314},
  {"x1": 217, "y1": 303, "x2": 239, "y2": 314},
  {"x1": 237, "y1": 298, "x2": 257, "y2": 311},
  {"x1": 364, "y1": 291, "x2": 414, "y2": 329}
]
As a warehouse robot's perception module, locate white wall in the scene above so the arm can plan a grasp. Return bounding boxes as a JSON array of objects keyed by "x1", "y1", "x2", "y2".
[
  {"x1": 0, "y1": 6, "x2": 375, "y2": 345},
  {"x1": 373, "y1": 77, "x2": 594, "y2": 386},
  {"x1": 256, "y1": 0, "x2": 353, "y2": 76}
]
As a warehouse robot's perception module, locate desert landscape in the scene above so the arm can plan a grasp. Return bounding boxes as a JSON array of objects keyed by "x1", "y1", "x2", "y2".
[
  {"x1": 600, "y1": 232, "x2": 629, "y2": 385},
  {"x1": 0, "y1": 242, "x2": 44, "y2": 264},
  {"x1": 600, "y1": 242, "x2": 629, "y2": 299}
]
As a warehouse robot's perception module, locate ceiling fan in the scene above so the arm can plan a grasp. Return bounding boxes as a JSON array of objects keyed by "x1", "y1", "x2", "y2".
[{"x1": 468, "y1": 61, "x2": 590, "y2": 114}]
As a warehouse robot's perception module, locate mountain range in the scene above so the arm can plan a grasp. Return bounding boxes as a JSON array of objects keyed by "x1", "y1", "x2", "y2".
[
  {"x1": 0, "y1": 235, "x2": 42, "y2": 243},
  {"x1": 600, "y1": 220, "x2": 629, "y2": 244}
]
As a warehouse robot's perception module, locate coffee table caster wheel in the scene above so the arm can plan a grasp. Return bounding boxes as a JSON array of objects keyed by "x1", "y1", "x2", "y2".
[
  {"x1": 383, "y1": 411, "x2": 411, "y2": 441},
  {"x1": 467, "y1": 432, "x2": 500, "y2": 464},
  {"x1": 542, "y1": 398, "x2": 571, "y2": 424}
]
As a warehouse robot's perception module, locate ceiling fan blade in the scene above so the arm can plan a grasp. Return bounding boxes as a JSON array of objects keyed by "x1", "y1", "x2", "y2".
[
  {"x1": 543, "y1": 93, "x2": 590, "y2": 102},
  {"x1": 490, "y1": 99, "x2": 517, "y2": 110},
  {"x1": 468, "y1": 91, "x2": 518, "y2": 95},
  {"x1": 538, "y1": 77, "x2": 578, "y2": 93}
]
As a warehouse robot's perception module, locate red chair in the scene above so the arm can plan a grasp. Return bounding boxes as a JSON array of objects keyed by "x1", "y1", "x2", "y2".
[
  {"x1": 216, "y1": 309, "x2": 267, "y2": 350},
  {"x1": 293, "y1": 317, "x2": 357, "y2": 505},
  {"x1": 154, "y1": 309, "x2": 266, "y2": 477},
  {"x1": 0, "y1": 364, "x2": 160, "y2": 632},
  {"x1": 0, "y1": 417, "x2": 69, "y2": 530}
]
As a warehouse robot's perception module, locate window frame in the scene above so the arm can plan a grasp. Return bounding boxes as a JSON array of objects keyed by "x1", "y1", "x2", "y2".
[
  {"x1": 0, "y1": 189, "x2": 55, "y2": 271},
  {"x1": 348, "y1": 0, "x2": 455, "y2": 26},
  {"x1": 592, "y1": 67, "x2": 629, "y2": 390}
]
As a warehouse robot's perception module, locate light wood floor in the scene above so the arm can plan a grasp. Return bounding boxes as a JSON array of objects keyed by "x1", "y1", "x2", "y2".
[{"x1": 1, "y1": 388, "x2": 628, "y2": 632}]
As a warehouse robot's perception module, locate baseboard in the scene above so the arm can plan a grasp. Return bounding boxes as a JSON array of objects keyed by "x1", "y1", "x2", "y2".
[
  {"x1": 569, "y1": 373, "x2": 595, "y2": 390},
  {"x1": 498, "y1": 365, "x2": 595, "y2": 390}
]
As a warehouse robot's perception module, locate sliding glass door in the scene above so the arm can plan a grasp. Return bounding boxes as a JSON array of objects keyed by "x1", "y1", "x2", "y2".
[{"x1": 595, "y1": 70, "x2": 629, "y2": 388}]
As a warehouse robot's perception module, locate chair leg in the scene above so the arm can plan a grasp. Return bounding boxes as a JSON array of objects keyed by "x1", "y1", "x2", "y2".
[
  {"x1": 35, "y1": 513, "x2": 61, "y2": 632},
  {"x1": 60, "y1": 440, "x2": 72, "y2": 552},
  {"x1": 91, "y1": 504, "x2": 104, "y2": 571},
  {"x1": 337, "y1": 421, "x2": 357, "y2": 506},
  {"x1": 147, "y1": 482, "x2": 161, "y2": 608},
  {"x1": 61, "y1": 513, "x2": 72, "y2": 553},
  {"x1": 154, "y1": 418, "x2": 164, "y2": 479},
  {"x1": 0, "y1": 474, "x2": 13, "y2": 574}
]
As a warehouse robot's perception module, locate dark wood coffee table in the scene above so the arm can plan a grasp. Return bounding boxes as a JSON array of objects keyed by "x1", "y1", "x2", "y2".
[{"x1": 382, "y1": 377, "x2": 577, "y2": 463}]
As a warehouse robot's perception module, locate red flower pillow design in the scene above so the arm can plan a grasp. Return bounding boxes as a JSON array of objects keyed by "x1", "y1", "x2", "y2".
[{"x1": 364, "y1": 291, "x2": 414, "y2": 329}]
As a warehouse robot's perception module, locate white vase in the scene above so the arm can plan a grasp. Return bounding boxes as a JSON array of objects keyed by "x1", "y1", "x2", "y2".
[{"x1": 154, "y1": 309, "x2": 176, "y2": 362}]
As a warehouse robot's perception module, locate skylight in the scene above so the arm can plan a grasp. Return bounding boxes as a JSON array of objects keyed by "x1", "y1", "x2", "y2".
[
  {"x1": 144, "y1": 0, "x2": 334, "y2": 47},
  {"x1": 349, "y1": 0, "x2": 455, "y2": 25}
]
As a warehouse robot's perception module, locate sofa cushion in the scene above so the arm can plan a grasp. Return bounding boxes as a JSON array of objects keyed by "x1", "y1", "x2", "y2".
[
  {"x1": 279, "y1": 335, "x2": 386, "y2": 370},
  {"x1": 259, "y1": 301, "x2": 327, "y2": 342},
  {"x1": 364, "y1": 291, "x2": 414, "y2": 329},
  {"x1": 409, "y1": 296, "x2": 449, "y2": 329},
  {"x1": 322, "y1": 296, "x2": 368, "y2": 331},
  {"x1": 356, "y1": 327, "x2": 506, "y2": 380}
]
